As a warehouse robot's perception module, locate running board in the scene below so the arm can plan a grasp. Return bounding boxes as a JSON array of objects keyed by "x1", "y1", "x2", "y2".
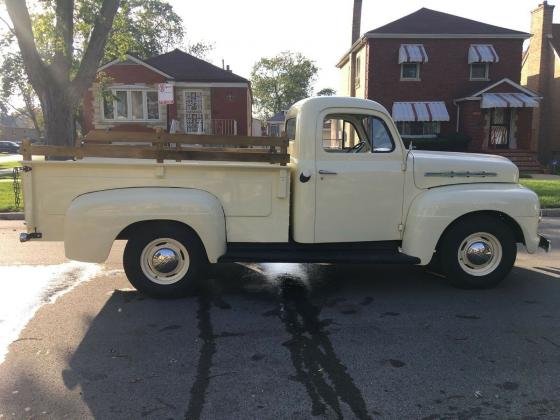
[{"x1": 218, "y1": 242, "x2": 420, "y2": 264}]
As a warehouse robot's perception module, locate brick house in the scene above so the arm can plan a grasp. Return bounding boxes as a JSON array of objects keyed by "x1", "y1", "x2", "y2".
[
  {"x1": 337, "y1": 8, "x2": 543, "y2": 170},
  {"x1": 82, "y1": 49, "x2": 252, "y2": 136},
  {"x1": 521, "y1": 1, "x2": 560, "y2": 164}
]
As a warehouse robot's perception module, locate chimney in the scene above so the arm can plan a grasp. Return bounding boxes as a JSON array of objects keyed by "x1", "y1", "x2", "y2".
[
  {"x1": 351, "y1": 0, "x2": 362, "y2": 45},
  {"x1": 226, "y1": 64, "x2": 231, "y2": 72},
  {"x1": 522, "y1": 1, "x2": 555, "y2": 155},
  {"x1": 527, "y1": 1, "x2": 555, "y2": 90}
]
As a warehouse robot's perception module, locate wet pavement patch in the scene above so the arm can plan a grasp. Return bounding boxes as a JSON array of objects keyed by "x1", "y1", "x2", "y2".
[
  {"x1": 380, "y1": 312, "x2": 400, "y2": 317},
  {"x1": 158, "y1": 324, "x2": 182, "y2": 332},
  {"x1": 276, "y1": 276, "x2": 373, "y2": 419},
  {"x1": 387, "y1": 359, "x2": 406, "y2": 368},
  {"x1": 184, "y1": 295, "x2": 216, "y2": 420},
  {"x1": 455, "y1": 314, "x2": 481, "y2": 320},
  {"x1": 360, "y1": 296, "x2": 374, "y2": 306},
  {"x1": 496, "y1": 381, "x2": 519, "y2": 391}
]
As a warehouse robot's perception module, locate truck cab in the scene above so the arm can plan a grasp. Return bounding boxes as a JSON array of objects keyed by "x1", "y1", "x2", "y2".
[{"x1": 288, "y1": 97, "x2": 407, "y2": 244}]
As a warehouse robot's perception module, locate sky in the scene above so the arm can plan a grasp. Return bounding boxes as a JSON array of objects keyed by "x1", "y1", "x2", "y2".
[
  {"x1": 0, "y1": 0, "x2": 556, "y2": 94},
  {"x1": 169, "y1": 0, "x2": 556, "y2": 92}
]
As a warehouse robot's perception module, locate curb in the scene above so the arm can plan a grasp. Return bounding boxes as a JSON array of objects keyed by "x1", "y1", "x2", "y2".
[
  {"x1": 0, "y1": 212, "x2": 24, "y2": 220},
  {"x1": 542, "y1": 208, "x2": 560, "y2": 217}
]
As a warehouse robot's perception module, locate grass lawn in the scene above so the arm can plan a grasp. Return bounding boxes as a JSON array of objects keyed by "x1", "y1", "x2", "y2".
[
  {"x1": 0, "y1": 160, "x2": 20, "y2": 170},
  {"x1": 0, "y1": 181, "x2": 22, "y2": 212},
  {"x1": 520, "y1": 179, "x2": 560, "y2": 208}
]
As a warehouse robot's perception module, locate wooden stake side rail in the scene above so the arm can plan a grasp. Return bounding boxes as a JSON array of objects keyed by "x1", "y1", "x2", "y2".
[
  {"x1": 84, "y1": 130, "x2": 289, "y2": 147},
  {"x1": 21, "y1": 130, "x2": 290, "y2": 165}
]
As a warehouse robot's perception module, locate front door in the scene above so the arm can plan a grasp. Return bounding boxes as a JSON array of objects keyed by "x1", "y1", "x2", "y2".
[
  {"x1": 489, "y1": 108, "x2": 511, "y2": 149},
  {"x1": 314, "y1": 109, "x2": 405, "y2": 243}
]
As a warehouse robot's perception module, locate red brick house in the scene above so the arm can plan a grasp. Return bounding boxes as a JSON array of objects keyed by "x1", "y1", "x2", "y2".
[
  {"x1": 521, "y1": 1, "x2": 560, "y2": 165},
  {"x1": 337, "y1": 8, "x2": 543, "y2": 169},
  {"x1": 83, "y1": 49, "x2": 252, "y2": 136}
]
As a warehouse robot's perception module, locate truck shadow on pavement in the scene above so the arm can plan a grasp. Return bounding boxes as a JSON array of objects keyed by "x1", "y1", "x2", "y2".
[{"x1": 59, "y1": 263, "x2": 560, "y2": 419}]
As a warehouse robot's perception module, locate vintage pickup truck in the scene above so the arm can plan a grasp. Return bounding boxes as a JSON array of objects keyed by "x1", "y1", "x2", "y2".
[{"x1": 19, "y1": 97, "x2": 549, "y2": 297}]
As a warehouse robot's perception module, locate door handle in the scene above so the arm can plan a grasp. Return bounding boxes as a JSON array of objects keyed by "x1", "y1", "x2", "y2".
[{"x1": 318, "y1": 169, "x2": 338, "y2": 175}]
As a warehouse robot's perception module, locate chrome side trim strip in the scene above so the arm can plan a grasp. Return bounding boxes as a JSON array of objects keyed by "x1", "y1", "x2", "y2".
[{"x1": 424, "y1": 171, "x2": 498, "y2": 178}]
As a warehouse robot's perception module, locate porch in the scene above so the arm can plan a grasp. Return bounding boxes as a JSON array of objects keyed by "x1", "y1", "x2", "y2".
[{"x1": 455, "y1": 79, "x2": 543, "y2": 172}]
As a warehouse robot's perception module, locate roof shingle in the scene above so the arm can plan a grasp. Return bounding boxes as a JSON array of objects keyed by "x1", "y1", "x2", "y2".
[
  {"x1": 366, "y1": 8, "x2": 529, "y2": 37},
  {"x1": 145, "y1": 49, "x2": 249, "y2": 83}
]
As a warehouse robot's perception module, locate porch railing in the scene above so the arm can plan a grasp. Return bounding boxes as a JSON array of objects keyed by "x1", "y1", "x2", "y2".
[{"x1": 210, "y1": 119, "x2": 237, "y2": 136}]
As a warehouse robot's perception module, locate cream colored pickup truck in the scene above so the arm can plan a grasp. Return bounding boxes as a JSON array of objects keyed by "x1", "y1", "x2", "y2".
[{"x1": 19, "y1": 97, "x2": 549, "y2": 297}]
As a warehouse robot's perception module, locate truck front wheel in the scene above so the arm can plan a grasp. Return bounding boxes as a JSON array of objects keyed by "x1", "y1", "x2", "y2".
[
  {"x1": 123, "y1": 224, "x2": 207, "y2": 298},
  {"x1": 439, "y1": 215, "x2": 517, "y2": 289}
]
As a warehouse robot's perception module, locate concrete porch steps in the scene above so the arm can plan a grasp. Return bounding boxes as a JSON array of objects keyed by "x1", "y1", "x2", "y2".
[{"x1": 485, "y1": 150, "x2": 545, "y2": 173}]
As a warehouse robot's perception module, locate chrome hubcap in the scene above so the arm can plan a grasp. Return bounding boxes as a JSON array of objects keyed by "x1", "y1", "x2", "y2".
[
  {"x1": 151, "y1": 248, "x2": 180, "y2": 274},
  {"x1": 140, "y1": 238, "x2": 190, "y2": 285},
  {"x1": 465, "y1": 241, "x2": 493, "y2": 266},
  {"x1": 458, "y1": 232, "x2": 502, "y2": 276}
]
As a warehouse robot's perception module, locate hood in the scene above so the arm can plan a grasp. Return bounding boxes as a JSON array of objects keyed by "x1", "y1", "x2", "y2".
[{"x1": 411, "y1": 150, "x2": 519, "y2": 189}]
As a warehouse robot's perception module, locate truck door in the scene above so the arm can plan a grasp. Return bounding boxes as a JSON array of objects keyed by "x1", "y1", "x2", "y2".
[{"x1": 314, "y1": 109, "x2": 405, "y2": 243}]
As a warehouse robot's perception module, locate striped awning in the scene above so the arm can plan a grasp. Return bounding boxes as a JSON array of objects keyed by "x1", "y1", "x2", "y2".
[
  {"x1": 468, "y1": 45, "x2": 499, "y2": 63},
  {"x1": 392, "y1": 101, "x2": 450, "y2": 122},
  {"x1": 398, "y1": 44, "x2": 428, "y2": 64},
  {"x1": 481, "y1": 93, "x2": 539, "y2": 108}
]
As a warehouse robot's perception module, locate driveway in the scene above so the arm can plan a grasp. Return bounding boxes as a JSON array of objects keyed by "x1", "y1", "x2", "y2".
[{"x1": 0, "y1": 219, "x2": 558, "y2": 419}]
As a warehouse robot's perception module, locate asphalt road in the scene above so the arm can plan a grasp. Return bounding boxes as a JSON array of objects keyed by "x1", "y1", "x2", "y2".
[{"x1": 0, "y1": 219, "x2": 559, "y2": 419}]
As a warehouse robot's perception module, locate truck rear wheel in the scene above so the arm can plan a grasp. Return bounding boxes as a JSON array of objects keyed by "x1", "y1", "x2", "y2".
[
  {"x1": 439, "y1": 215, "x2": 517, "y2": 289},
  {"x1": 123, "y1": 223, "x2": 207, "y2": 298}
]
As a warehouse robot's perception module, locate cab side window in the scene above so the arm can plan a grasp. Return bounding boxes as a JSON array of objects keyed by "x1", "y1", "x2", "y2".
[
  {"x1": 363, "y1": 116, "x2": 395, "y2": 152},
  {"x1": 322, "y1": 114, "x2": 394, "y2": 153},
  {"x1": 322, "y1": 114, "x2": 371, "y2": 153}
]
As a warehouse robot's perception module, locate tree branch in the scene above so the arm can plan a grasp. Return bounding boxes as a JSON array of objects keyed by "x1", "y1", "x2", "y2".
[
  {"x1": 4, "y1": 0, "x2": 47, "y2": 93},
  {"x1": 70, "y1": 0, "x2": 120, "y2": 105},
  {"x1": 0, "y1": 15, "x2": 16, "y2": 36}
]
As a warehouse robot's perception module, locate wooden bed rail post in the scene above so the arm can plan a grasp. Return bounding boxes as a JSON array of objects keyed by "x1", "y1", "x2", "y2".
[
  {"x1": 21, "y1": 138, "x2": 32, "y2": 161},
  {"x1": 155, "y1": 128, "x2": 164, "y2": 163}
]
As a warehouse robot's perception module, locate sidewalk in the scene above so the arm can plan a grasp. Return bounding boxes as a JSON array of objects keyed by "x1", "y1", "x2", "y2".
[{"x1": 528, "y1": 173, "x2": 560, "y2": 180}]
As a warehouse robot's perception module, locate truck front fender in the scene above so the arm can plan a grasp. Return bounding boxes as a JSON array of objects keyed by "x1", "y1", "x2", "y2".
[
  {"x1": 64, "y1": 188, "x2": 226, "y2": 263},
  {"x1": 401, "y1": 184, "x2": 540, "y2": 265}
]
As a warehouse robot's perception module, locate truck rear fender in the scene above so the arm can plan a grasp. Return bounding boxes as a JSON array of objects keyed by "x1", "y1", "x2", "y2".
[
  {"x1": 64, "y1": 188, "x2": 226, "y2": 263},
  {"x1": 401, "y1": 185, "x2": 540, "y2": 265}
]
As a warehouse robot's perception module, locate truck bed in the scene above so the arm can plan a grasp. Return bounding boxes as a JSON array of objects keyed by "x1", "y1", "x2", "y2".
[{"x1": 22, "y1": 158, "x2": 291, "y2": 243}]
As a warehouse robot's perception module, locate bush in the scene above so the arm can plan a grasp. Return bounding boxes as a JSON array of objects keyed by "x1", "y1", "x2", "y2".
[{"x1": 401, "y1": 132, "x2": 471, "y2": 152}]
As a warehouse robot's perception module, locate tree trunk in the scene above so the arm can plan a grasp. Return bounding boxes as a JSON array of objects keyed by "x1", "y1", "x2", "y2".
[{"x1": 41, "y1": 87, "x2": 75, "y2": 147}]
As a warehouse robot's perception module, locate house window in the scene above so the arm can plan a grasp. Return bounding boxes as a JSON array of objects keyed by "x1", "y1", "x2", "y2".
[
  {"x1": 397, "y1": 121, "x2": 440, "y2": 138},
  {"x1": 401, "y1": 63, "x2": 420, "y2": 80},
  {"x1": 147, "y1": 92, "x2": 159, "y2": 119},
  {"x1": 355, "y1": 56, "x2": 361, "y2": 87},
  {"x1": 102, "y1": 88, "x2": 160, "y2": 121},
  {"x1": 115, "y1": 91, "x2": 128, "y2": 120},
  {"x1": 184, "y1": 91, "x2": 204, "y2": 133},
  {"x1": 470, "y1": 63, "x2": 489, "y2": 80}
]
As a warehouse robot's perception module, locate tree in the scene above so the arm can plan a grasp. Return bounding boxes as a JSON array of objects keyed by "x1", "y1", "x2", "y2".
[
  {"x1": 1, "y1": 1, "x2": 211, "y2": 145},
  {"x1": 251, "y1": 52, "x2": 318, "y2": 119},
  {"x1": 4, "y1": 0, "x2": 121, "y2": 147},
  {"x1": 0, "y1": 52, "x2": 44, "y2": 137},
  {"x1": 317, "y1": 88, "x2": 336, "y2": 96}
]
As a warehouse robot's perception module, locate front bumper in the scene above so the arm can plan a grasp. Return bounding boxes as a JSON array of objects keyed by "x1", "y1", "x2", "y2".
[{"x1": 538, "y1": 235, "x2": 551, "y2": 252}]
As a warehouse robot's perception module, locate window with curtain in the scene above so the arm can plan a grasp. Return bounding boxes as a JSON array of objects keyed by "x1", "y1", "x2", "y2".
[{"x1": 102, "y1": 89, "x2": 160, "y2": 121}]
